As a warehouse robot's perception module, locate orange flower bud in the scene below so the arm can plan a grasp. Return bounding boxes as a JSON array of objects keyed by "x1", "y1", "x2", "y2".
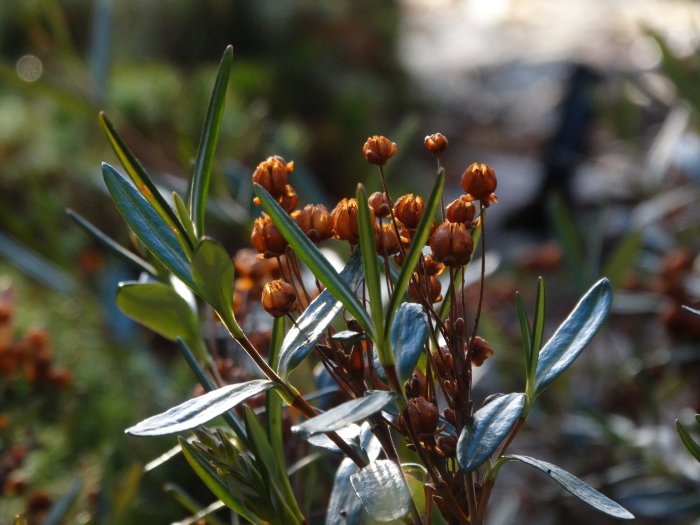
[
  {"x1": 375, "y1": 222, "x2": 401, "y2": 255},
  {"x1": 469, "y1": 336, "x2": 494, "y2": 366},
  {"x1": 404, "y1": 397, "x2": 438, "y2": 436},
  {"x1": 261, "y1": 279, "x2": 298, "y2": 317},
  {"x1": 252, "y1": 155, "x2": 294, "y2": 197},
  {"x1": 331, "y1": 198, "x2": 374, "y2": 244},
  {"x1": 424, "y1": 132, "x2": 449, "y2": 156},
  {"x1": 368, "y1": 191, "x2": 391, "y2": 218},
  {"x1": 394, "y1": 194, "x2": 424, "y2": 229},
  {"x1": 423, "y1": 254, "x2": 445, "y2": 276},
  {"x1": 251, "y1": 214, "x2": 288, "y2": 258},
  {"x1": 461, "y1": 162, "x2": 497, "y2": 206},
  {"x1": 294, "y1": 204, "x2": 333, "y2": 243},
  {"x1": 277, "y1": 184, "x2": 298, "y2": 213},
  {"x1": 429, "y1": 221, "x2": 473, "y2": 267},
  {"x1": 362, "y1": 135, "x2": 397, "y2": 166},
  {"x1": 409, "y1": 274, "x2": 442, "y2": 303},
  {"x1": 445, "y1": 196, "x2": 476, "y2": 224}
]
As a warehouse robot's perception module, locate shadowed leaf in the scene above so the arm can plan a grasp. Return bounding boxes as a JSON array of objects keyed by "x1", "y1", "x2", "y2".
[{"x1": 391, "y1": 303, "x2": 428, "y2": 384}]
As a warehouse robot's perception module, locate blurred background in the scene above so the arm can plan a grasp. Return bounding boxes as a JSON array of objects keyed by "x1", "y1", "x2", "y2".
[{"x1": 1, "y1": 0, "x2": 699, "y2": 523}]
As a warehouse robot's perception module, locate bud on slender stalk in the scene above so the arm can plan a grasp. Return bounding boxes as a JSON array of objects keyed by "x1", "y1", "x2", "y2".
[
  {"x1": 424, "y1": 132, "x2": 448, "y2": 156},
  {"x1": 252, "y1": 155, "x2": 294, "y2": 197},
  {"x1": 461, "y1": 162, "x2": 498, "y2": 206},
  {"x1": 261, "y1": 279, "x2": 298, "y2": 317},
  {"x1": 394, "y1": 194, "x2": 425, "y2": 229},
  {"x1": 251, "y1": 214, "x2": 288, "y2": 258},
  {"x1": 446, "y1": 196, "x2": 477, "y2": 224},
  {"x1": 429, "y1": 221, "x2": 473, "y2": 267},
  {"x1": 362, "y1": 135, "x2": 397, "y2": 166},
  {"x1": 368, "y1": 191, "x2": 391, "y2": 218},
  {"x1": 294, "y1": 204, "x2": 333, "y2": 243}
]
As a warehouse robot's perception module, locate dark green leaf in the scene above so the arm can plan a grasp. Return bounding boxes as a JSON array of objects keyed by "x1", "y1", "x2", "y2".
[
  {"x1": 99, "y1": 112, "x2": 191, "y2": 250},
  {"x1": 189, "y1": 45, "x2": 233, "y2": 236},
  {"x1": 356, "y1": 183, "x2": 384, "y2": 341},
  {"x1": 293, "y1": 391, "x2": 396, "y2": 436},
  {"x1": 534, "y1": 278, "x2": 612, "y2": 396},
  {"x1": 126, "y1": 379, "x2": 275, "y2": 436},
  {"x1": 67, "y1": 209, "x2": 156, "y2": 275},
  {"x1": 386, "y1": 169, "x2": 444, "y2": 334},
  {"x1": 255, "y1": 183, "x2": 372, "y2": 334},
  {"x1": 102, "y1": 162, "x2": 194, "y2": 287},
  {"x1": 326, "y1": 459, "x2": 366, "y2": 525},
  {"x1": 504, "y1": 455, "x2": 634, "y2": 519},
  {"x1": 676, "y1": 419, "x2": 700, "y2": 462},
  {"x1": 530, "y1": 277, "x2": 545, "y2": 376},
  {"x1": 457, "y1": 393, "x2": 526, "y2": 472},
  {"x1": 515, "y1": 292, "x2": 532, "y2": 377},
  {"x1": 350, "y1": 460, "x2": 411, "y2": 522},
  {"x1": 391, "y1": 303, "x2": 428, "y2": 384},
  {"x1": 278, "y1": 250, "x2": 364, "y2": 378},
  {"x1": 191, "y1": 238, "x2": 235, "y2": 321},
  {"x1": 179, "y1": 437, "x2": 261, "y2": 524}
]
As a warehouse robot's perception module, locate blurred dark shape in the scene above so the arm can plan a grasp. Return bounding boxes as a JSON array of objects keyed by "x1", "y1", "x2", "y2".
[{"x1": 505, "y1": 63, "x2": 602, "y2": 233}]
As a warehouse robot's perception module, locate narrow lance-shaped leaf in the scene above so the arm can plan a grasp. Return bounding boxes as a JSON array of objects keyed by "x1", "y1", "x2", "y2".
[
  {"x1": 255, "y1": 183, "x2": 373, "y2": 335},
  {"x1": 534, "y1": 278, "x2": 612, "y2": 396},
  {"x1": 676, "y1": 419, "x2": 700, "y2": 462},
  {"x1": 350, "y1": 460, "x2": 412, "y2": 522},
  {"x1": 66, "y1": 208, "x2": 156, "y2": 275},
  {"x1": 529, "y1": 277, "x2": 545, "y2": 385},
  {"x1": 126, "y1": 379, "x2": 275, "y2": 436},
  {"x1": 191, "y1": 238, "x2": 236, "y2": 320},
  {"x1": 387, "y1": 169, "x2": 444, "y2": 333},
  {"x1": 173, "y1": 191, "x2": 198, "y2": 248},
  {"x1": 293, "y1": 391, "x2": 396, "y2": 436},
  {"x1": 457, "y1": 393, "x2": 526, "y2": 472},
  {"x1": 392, "y1": 303, "x2": 429, "y2": 384},
  {"x1": 504, "y1": 455, "x2": 634, "y2": 520},
  {"x1": 278, "y1": 250, "x2": 364, "y2": 378},
  {"x1": 188, "y1": 45, "x2": 233, "y2": 237},
  {"x1": 99, "y1": 112, "x2": 191, "y2": 250},
  {"x1": 515, "y1": 292, "x2": 532, "y2": 377},
  {"x1": 102, "y1": 163, "x2": 194, "y2": 288}
]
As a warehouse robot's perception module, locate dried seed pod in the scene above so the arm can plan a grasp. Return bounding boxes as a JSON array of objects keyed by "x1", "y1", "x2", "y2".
[
  {"x1": 461, "y1": 162, "x2": 498, "y2": 206},
  {"x1": 404, "y1": 397, "x2": 438, "y2": 436},
  {"x1": 375, "y1": 222, "x2": 401, "y2": 255},
  {"x1": 294, "y1": 204, "x2": 333, "y2": 243},
  {"x1": 422, "y1": 254, "x2": 445, "y2": 276},
  {"x1": 409, "y1": 274, "x2": 442, "y2": 303},
  {"x1": 261, "y1": 279, "x2": 298, "y2": 317},
  {"x1": 424, "y1": 132, "x2": 449, "y2": 156},
  {"x1": 429, "y1": 221, "x2": 473, "y2": 267},
  {"x1": 368, "y1": 191, "x2": 391, "y2": 218},
  {"x1": 362, "y1": 135, "x2": 397, "y2": 166},
  {"x1": 445, "y1": 196, "x2": 477, "y2": 224},
  {"x1": 436, "y1": 435, "x2": 457, "y2": 457},
  {"x1": 276, "y1": 184, "x2": 298, "y2": 213},
  {"x1": 469, "y1": 336, "x2": 494, "y2": 366},
  {"x1": 252, "y1": 155, "x2": 294, "y2": 197},
  {"x1": 393, "y1": 194, "x2": 424, "y2": 229},
  {"x1": 251, "y1": 214, "x2": 288, "y2": 258},
  {"x1": 331, "y1": 198, "x2": 374, "y2": 244}
]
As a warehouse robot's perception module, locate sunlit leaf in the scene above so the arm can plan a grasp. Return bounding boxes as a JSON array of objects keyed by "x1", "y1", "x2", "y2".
[
  {"x1": 391, "y1": 303, "x2": 428, "y2": 384},
  {"x1": 173, "y1": 191, "x2": 198, "y2": 248},
  {"x1": 350, "y1": 460, "x2": 411, "y2": 522},
  {"x1": 293, "y1": 391, "x2": 396, "y2": 436},
  {"x1": 515, "y1": 291, "x2": 532, "y2": 377},
  {"x1": 126, "y1": 379, "x2": 275, "y2": 436},
  {"x1": 278, "y1": 250, "x2": 364, "y2": 378},
  {"x1": 102, "y1": 162, "x2": 194, "y2": 287},
  {"x1": 457, "y1": 393, "x2": 526, "y2": 472},
  {"x1": 534, "y1": 278, "x2": 612, "y2": 396},
  {"x1": 356, "y1": 183, "x2": 384, "y2": 343},
  {"x1": 191, "y1": 238, "x2": 235, "y2": 318},
  {"x1": 326, "y1": 458, "x2": 366, "y2": 525},
  {"x1": 188, "y1": 45, "x2": 233, "y2": 236},
  {"x1": 504, "y1": 455, "x2": 634, "y2": 519}
]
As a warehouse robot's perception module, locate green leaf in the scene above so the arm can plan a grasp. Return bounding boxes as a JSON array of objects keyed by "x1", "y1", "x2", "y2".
[
  {"x1": 179, "y1": 437, "x2": 262, "y2": 524},
  {"x1": 515, "y1": 292, "x2": 532, "y2": 377},
  {"x1": 254, "y1": 183, "x2": 372, "y2": 334},
  {"x1": 356, "y1": 183, "x2": 384, "y2": 343},
  {"x1": 126, "y1": 379, "x2": 275, "y2": 436},
  {"x1": 67, "y1": 209, "x2": 157, "y2": 275},
  {"x1": 117, "y1": 281, "x2": 200, "y2": 347},
  {"x1": 188, "y1": 45, "x2": 233, "y2": 237},
  {"x1": 99, "y1": 112, "x2": 191, "y2": 250},
  {"x1": 44, "y1": 477, "x2": 83, "y2": 525},
  {"x1": 293, "y1": 391, "x2": 396, "y2": 436},
  {"x1": 278, "y1": 250, "x2": 364, "y2": 378},
  {"x1": 603, "y1": 230, "x2": 642, "y2": 289},
  {"x1": 350, "y1": 460, "x2": 411, "y2": 522},
  {"x1": 676, "y1": 419, "x2": 700, "y2": 462},
  {"x1": 191, "y1": 238, "x2": 235, "y2": 316},
  {"x1": 391, "y1": 303, "x2": 428, "y2": 384},
  {"x1": 534, "y1": 278, "x2": 612, "y2": 396},
  {"x1": 172, "y1": 191, "x2": 198, "y2": 247},
  {"x1": 386, "y1": 169, "x2": 444, "y2": 334},
  {"x1": 326, "y1": 458, "x2": 366, "y2": 525},
  {"x1": 457, "y1": 393, "x2": 526, "y2": 472},
  {"x1": 102, "y1": 162, "x2": 194, "y2": 287},
  {"x1": 504, "y1": 455, "x2": 634, "y2": 519},
  {"x1": 530, "y1": 277, "x2": 545, "y2": 376}
]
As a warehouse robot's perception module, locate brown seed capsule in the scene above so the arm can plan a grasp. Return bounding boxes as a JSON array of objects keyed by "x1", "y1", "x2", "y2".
[
  {"x1": 469, "y1": 336, "x2": 494, "y2": 366},
  {"x1": 429, "y1": 221, "x2": 473, "y2": 267},
  {"x1": 375, "y1": 222, "x2": 401, "y2": 255},
  {"x1": 404, "y1": 397, "x2": 438, "y2": 436},
  {"x1": 362, "y1": 135, "x2": 397, "y2": 166},
  {"x1": 251, "y1": 214, "x2": 288, "y2": 258},
  {"x1": 423, "y1": 254, "x2": 445, "y2": 276},
  {"x1": 394, "y1": 194, "x2": 424, "y2": 229},
  {"x1": 461, "y1": 162, "x2": 498, "y2": 206},
  {"x1": 294, "y1": 204, "x2": 333, "y2": 243},
  {"x1": 252, "y1": 155, "x2": 294, "y2": 197},
  {"x1": 409, "y1": 274, "x2": 442, "y2": 303},
  {"x1": 331, "y1": 198, "x2": 374, "y2": 244},
  {"x1": 424, "y1": 132, "x2": 449, "y2": 156},
  {"x1": 277, "y1": 184, "x2": 298, "y2": 213},
  {"x1": 368, "y1": 191, "x2": 391, "y2": 218},
  {"x1": 261, "y1": 279, "x2": 298, "y2": 317},
  {"x1": 437, "y1": 435, "x2": 457, "y2": 457},
  {"x1": 446, "y1": 196, "x2": 477, "y2": 224}
]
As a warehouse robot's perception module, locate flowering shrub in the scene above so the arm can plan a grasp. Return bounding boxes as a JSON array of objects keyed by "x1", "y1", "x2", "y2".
[{"x1": 74, "y1": 47, "x2": 634, "y2": 524}]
